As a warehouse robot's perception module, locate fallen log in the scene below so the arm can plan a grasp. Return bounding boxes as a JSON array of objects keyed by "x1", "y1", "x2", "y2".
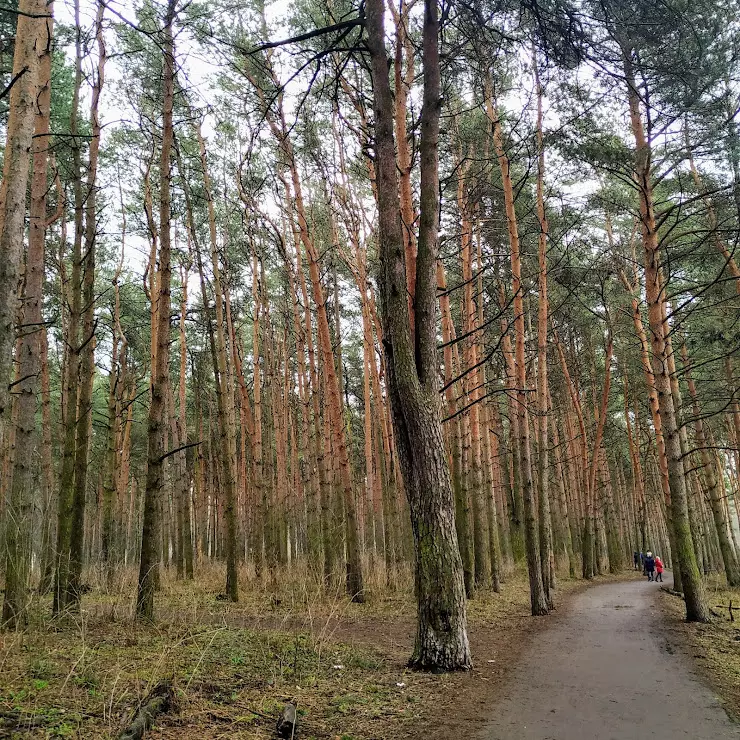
[
  {"x1": 0, "y1": 708, "x2": 101, "y2": 729},
  {"x1": 276, "y1": 702, "x2": 297, "y2": 738},
  {"x1": 118, "y1": 681, "x2": 175, "y2": 740}
]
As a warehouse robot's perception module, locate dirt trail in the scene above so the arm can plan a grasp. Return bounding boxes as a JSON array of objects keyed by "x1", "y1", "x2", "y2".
[{"x1": 482, "y1": 576, "x2": 738, "y2": 739}]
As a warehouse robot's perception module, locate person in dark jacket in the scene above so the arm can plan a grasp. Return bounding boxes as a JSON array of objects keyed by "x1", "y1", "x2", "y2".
[
  {"x1": 633, "y1": 551, "x2": 640, "y2": 570},
  {"x1": 644, "y1": 552, "x2": 655, "y2": 581}
]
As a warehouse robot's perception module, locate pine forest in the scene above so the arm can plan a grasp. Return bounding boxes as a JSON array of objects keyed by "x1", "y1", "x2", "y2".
[{"x1": 1, "y1": 0, "x2": 740, "y2": 736}]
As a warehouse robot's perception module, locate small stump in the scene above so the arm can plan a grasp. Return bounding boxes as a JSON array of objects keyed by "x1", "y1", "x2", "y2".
[{"x1": 276, "y1": 702, "x2": 297, "y2": 738}]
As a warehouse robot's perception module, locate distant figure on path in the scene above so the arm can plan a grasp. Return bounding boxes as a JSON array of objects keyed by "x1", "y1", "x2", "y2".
[
  {"x1": 654, "y1": 555, "x2": 664, "y2": 582},
  {"x1": 633, "y1": 551, "x2": 640, "y2": 570},
  {"x1": 644, "y1": 552, "x2": 655, "y2": 582}
]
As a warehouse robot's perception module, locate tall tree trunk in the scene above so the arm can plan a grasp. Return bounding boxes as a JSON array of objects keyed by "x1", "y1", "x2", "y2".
[
  {"x1": 0, "y1": 0, "x2": 45, "y2": 435},
  {"x1": 487, "y1": 76, "x2": 548, "y2": 615},
  {"x1": 136, "y1": 0, "x2": 176, "y2": 621},
  {"x1": 196, "y1": 124, "x2": 239, "y2": 601},
  {"x1": 390, "y1": 0, "x2": 417, "y2": 329},
  {"x1": 179, "y1": 268, "x2": 194, "y2": 579},
  {"x1": 2, "y1": 2, "x2": 51, "y2": 628},
  {"x1": 38, "y1": 326, "x2": 56, "y2": 594},
  {"x1": 584, "y1": 335, "x2": 613, "y2": 579},
  {"x1": 623, "y1": 368, "x2": 648, "y2": 558},
  {"x1": 438, "y1": 263, "x2": 474, "y2": 596},
  {"x1": 552, "y1": 328, "x2": 589, "y2": 570},
  {"x1": 680, "y1": 341, "x2": 740, "y2": 586},
  {"x1": 615, "y1": 235, "x2": 678, "y2": 582},
  {"x1": 292, "y1": 175, "x2": 363, "y2": 598},
  {"x1": 498, "y1": 289, "x2": 523, "y2": 550},
  {"x1": 250, "y1": 251, "x2": 266, "y2": 577},
  {"x1": 367, "y1": 0, "x2": 471, "y2": 669},
  {"x1": 534, "y1": 52, "x2": 553, "y2": 601},
  {"x1": 54, "y1": 0, "x2": 84, "y2": 615},
  {"x1": 550, "y1": 411, "x2": 577, "y2": 576},
  {"x1": 246, "y1": 62, "x2": 364, "y2": 594},
  {"x1": 457, "y1": 156, "x2": 490, "y2": 589},
  {"x1": 621, "y1": 41, "x2": 709, "y2": 622},
  {"x1": 102, "y1": 240, "x2": 124, "y2": 586},
  {"x1": 68, "y1": 0, "x2": 105, "y2": 607}
]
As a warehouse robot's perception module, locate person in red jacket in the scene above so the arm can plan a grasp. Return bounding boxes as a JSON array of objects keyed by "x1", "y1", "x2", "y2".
[{"x1": 654, "y1": 555, "x2": 664, "y2": 582}]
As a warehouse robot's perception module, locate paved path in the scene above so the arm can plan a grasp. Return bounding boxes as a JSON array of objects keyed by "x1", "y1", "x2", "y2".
[{"x1": 482, "y1": 576, "x2": 739, "y2": 739}]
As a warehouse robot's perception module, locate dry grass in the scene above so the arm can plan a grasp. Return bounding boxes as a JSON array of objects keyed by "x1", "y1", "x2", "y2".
[
  {"x1": 659, "y1": 575, "x2": 740, "y2": 721},
  {"x1": 0, "y1": 563, "x2": 608, "y2": 739}
]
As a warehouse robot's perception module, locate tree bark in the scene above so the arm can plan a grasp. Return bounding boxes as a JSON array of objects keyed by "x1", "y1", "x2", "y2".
[
  {"x1": 534, "y1": 52, "x2": 553, "y2": 601},
  {"x1": 136, "y1": 0, "x2": 176, "y2": 621},
  {"x1": 487, "y1": 77, "x2": 548, "y2": 615},
  {"x1": 102, "y1": 237, "x2": 125, "y2": 586},
  {"x1": 0, "y1": 0, "x2": 45, "y2": 437},
  {"x1": 438, "y1": 263, "x2": 474, "y2": 597},
  {"x1": 680, "y1": 341, "x2": 740, "y2": 586},
  {"x1": 457, "y1": 155, "x2": 490, "y2": 589},
  {"x1": 196, "y1": 124, "x2": 239, "y2": 600},
  {"x1": 367, "y1": 0, "x2": 471, "y2": 669},
  {"x1": 621, "y1": 41, "x2": 709, "y2": 622},
  {"x1": 68, "y1": 0, "x2": 105, "y2": 607},
  {"x1": 54, "y1": 0, "x2": 84, "y2": 615},
  {"x1": 1, "y1": 2, "x2": 51, "y2": 628}
]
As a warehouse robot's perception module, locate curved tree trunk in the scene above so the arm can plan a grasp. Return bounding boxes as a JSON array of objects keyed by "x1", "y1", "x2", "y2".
[
  {"x1": 615, "y1": 234, "x2": 679, "y2": 589},
  {"x1": 367, "y1": 0, "x2": 471, "y2": 670},
  {"x1": 621, "y1": 41, "x2": 709, "y2": 622}
]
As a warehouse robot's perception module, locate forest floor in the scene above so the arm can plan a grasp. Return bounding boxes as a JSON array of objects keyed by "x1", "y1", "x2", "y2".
[
  {"x1": 481, "y1": 574, "x2": 738, "y2": 739},
  {"x1": 659, "y1": 575, "x2": 740, "y2": 723},
  {"x1": 0, "y1": 563, "x2": 614, "y2": 740}
]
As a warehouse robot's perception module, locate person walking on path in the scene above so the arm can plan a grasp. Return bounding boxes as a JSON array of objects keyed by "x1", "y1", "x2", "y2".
[
  {"x1": 654, "y1": 555, "x2": 664, "y2": 582},
  {"x1": 644, "y1": 552, "x2": 655, "y2": 581}
]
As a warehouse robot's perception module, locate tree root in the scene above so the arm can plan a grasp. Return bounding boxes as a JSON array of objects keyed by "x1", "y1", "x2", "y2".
[{"x1": 660, "y1": 586, "x2": 684, "y2": 599}]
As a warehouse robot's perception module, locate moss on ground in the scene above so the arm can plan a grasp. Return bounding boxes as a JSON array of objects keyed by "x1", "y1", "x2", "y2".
[
  {"x1": 0, "y1": 565, "x2": 605, "y2": 739},
  {"x1": 659, "y1": 579, "x2": 740, "y2": 720}
]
